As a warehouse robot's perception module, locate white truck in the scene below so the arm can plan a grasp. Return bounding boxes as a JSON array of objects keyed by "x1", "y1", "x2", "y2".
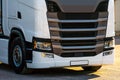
[{"x1": 0, "y1": 0, "x2": 115, "y2": 74}]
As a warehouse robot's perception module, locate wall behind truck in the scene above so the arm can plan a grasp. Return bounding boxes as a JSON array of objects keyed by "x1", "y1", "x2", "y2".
[{"x1": 115, "y1": 0, "x2": 120, "y2": 36}]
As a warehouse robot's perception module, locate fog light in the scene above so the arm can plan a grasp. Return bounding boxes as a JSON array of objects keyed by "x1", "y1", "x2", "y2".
[
  {"x1": 104, "y1": 40, "x2": 113, "y2": 49},
  {"x1": 103, "y1": 51, "x2": 112, "y2": 56},
  {"x1": 41, "y1": 53, "x2": 54, "y2": 58}
]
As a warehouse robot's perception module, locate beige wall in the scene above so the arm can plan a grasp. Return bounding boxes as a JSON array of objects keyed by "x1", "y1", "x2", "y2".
[{"x1": 115, "y1": 0, "x2": 120, "y2": 32}]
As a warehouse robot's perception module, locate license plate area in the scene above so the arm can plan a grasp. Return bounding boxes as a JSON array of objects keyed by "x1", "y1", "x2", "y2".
[{"x1": 70, "y1": 60, "x2": 89, "y2": 66}]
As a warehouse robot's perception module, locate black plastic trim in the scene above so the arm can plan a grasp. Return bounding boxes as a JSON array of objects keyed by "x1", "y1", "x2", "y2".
[
  {"x1": 104, "y1": 37, "x2": 114, "y2": 51},
  {"x1": 17, "y1": 11, "x2": 22, "y2": 19},
  {"x1": 104, "y1": 47, "x2": 114, "y2": 51},
  {"x1": 0, "y1": 35, "x2": 9, "y2": 39},
  {"x1": 25, "y1": 41, "x2": 32, "y2": 62},
  {"x1": 0, "y1": 0, "x2": 3, "y2": 35},
  {"x1": 104, "y1": 37, "x2": 114, "y2": 41}
]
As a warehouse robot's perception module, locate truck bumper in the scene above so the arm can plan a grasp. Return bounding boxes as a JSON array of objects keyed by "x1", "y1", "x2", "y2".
[{"x1": 27, "y1": 50, "x2": 114, "y2": 69}]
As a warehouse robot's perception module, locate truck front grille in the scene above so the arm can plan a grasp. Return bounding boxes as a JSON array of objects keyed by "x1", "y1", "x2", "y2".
[{"x1": 47, "y1": 4, "x2": 108, "y2": 57}]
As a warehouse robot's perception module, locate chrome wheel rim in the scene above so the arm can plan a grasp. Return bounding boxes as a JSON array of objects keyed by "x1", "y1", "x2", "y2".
[{"x1": 13, "y1": 45, "x2": 22, "y2": 67}]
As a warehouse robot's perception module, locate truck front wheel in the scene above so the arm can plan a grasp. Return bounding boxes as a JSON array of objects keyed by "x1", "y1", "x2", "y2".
[{"x1": 9, "y1": 37, "x2": 29, "y2": 74}]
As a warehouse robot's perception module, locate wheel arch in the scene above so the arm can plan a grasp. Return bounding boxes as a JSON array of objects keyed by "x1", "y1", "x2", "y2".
[{"x1": 8, "y1": 27, "x2": 26, "y2": 64}]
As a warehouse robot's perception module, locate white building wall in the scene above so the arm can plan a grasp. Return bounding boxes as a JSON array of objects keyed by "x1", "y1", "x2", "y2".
[{"x1": 115, "y1": 0, "x2": 120, "y2": 32}]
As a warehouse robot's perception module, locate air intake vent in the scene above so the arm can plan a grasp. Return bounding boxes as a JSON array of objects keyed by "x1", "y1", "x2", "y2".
[
  {"x1": 96, "y1": 1, "x2": 109, "y2": 12},
  {"x1": 57, "y1": 12, "x2": 99, "y2": 20},
  {"x1": 61, "y1": 52, "x2": 96, "y2": 57}
]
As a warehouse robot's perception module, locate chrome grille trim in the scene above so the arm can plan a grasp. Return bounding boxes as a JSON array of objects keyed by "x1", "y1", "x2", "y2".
[
  {"x1": 53, "y1": 43, "x2": 103, "y2": 50},
  {"x1": 48, "y1": 18, "x2": 107, "y2": 23},
  {"x1": 50, "y1": 26, "x2": 106, "y2": 32},
  {"x1": 51, "y1": 35, "x2": 105, "y2": 40}
]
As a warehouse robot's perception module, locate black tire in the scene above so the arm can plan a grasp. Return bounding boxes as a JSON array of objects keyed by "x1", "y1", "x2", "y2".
[
  {"x1": 82, "y1": 66, "x2": 102, "y2": 72},
  {"x1": 9, "y1": 37, "x2": 29, "y2": 74}
]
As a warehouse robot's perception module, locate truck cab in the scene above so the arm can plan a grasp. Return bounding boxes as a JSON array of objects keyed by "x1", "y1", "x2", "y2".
[{"x1": 0, "y1": 0, "x2": 115, "y2": 74}]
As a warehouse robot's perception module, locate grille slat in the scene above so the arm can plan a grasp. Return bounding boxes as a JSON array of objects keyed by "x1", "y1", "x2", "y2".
[
  {"x1": 62, "y1": 49, "x2": 96, "y2": 53},
  {"x1": 50, "y1": 26, "x2": 106, "y2": 32},
  {"x1": 51, "y1": 35, "x2": 105, "y2": 40},
  {"x1": 48, "y1": 18, "x2": 108, "y2": 23},
  {"x1": 53, "y1": 43, "x2": 103, "y2": 50}
]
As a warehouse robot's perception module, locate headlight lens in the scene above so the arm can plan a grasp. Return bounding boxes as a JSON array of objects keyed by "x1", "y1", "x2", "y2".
[
  {"x1": 33, "y1": 40, "x2": 52, "y2": 51},
  {"x1": 104, "y1": 40, "x2": 113, "y2": 49}
]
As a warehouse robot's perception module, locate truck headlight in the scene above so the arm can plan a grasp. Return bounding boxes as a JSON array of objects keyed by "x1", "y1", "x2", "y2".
[
  {"x1": 33, "y1": 40, "x2": 52, "y2": 51},
  {"x1": 104, "y1": 40, "x2": 113, "y2": 49}
]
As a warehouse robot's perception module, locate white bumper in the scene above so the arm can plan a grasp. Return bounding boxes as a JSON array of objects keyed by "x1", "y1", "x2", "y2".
[{"x1": 27, "y1": 50, "x2": 114, "y2": 69}]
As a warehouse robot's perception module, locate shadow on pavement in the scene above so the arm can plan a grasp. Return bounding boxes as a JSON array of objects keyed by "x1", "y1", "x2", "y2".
[
  {"x1": 30, "y1": 68, "x2": 100, "y2": 80},
  {"x1": 0, "y1": 64, "x2": 100, "y2": 80},
  {"x1": 0, "y1": 64, "x2": 12, "y2": 72}
]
